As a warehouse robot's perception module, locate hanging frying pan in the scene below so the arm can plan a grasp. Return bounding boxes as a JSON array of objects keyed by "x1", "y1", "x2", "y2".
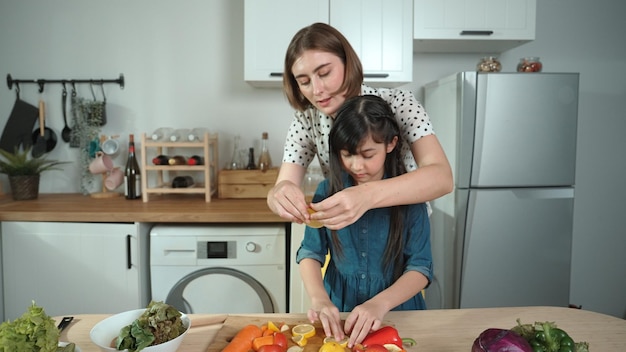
[
  {"x1": 0, "y1": 85, "x2": 39, "y2": 152},
  {"x1": 31, "y1": 100, "x2": 57, "y2": 157}
]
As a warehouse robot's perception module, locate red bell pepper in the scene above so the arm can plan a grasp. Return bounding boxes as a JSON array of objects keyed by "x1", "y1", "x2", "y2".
[{"x1": 362, "y1": 326, "x2": 403, "y2": 349}]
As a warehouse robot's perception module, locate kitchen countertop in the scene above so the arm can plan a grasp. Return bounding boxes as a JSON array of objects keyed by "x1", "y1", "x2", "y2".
[
  {"x1": 56, "y1": 307, "x2": 626, "y2": 351},
  {"x1": 0, "y1": 193, "x2": 284, "y2": 223}
]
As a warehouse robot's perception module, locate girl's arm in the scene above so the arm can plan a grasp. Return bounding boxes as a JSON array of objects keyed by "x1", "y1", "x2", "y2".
[
  {"x1": 299, "y1": 258, "x2": 345, "y2": 341},
  {"x1": 343, "y1": 271, "x2": 429, "y2": 347},
  {"x1": 311, "y1": 134, "x2": 453, "y2": 229}
]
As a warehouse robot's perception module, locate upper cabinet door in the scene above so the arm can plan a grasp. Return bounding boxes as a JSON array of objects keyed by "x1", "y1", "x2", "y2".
[
  {"x1": 244, "y1": 0, "x2": 412, "y2": 88},
  {"x1": 244, "y1": 0, "x2": 329, "y2": 87},
  {"x1": 331, "y1": 0, "x2": 413, "y2": 86},
  {"x1": 414, "y1": 0, "x2": 536, "y2": 53}
]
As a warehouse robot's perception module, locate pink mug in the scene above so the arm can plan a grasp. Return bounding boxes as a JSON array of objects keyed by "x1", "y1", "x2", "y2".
[
  {"x1": 89, "y1": 152, "x2": 114, "y2": 174},
  {"x1": 104, "y1": 167, "x2": 124, "y2": 191}
]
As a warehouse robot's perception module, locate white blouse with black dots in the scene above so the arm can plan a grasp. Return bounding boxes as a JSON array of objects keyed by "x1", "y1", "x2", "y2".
[{"x1": 282, "y1": 84, "x2": 434, "y2": 178}]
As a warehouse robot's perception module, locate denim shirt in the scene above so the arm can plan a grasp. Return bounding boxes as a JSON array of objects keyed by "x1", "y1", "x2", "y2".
[{"x1": 296, "y1": 174, "x2": 433, "y2": 311}]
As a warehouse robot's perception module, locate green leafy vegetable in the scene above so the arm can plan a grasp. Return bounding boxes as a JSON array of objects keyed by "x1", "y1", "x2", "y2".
[
  {"x1": 511, "y1": 319, "x2": 590, "y2": 352},
  {"x1": 0, "y1": 301, "x2": 60, "y2": 352},
  {"x1": 116, "y1": 301, "x2": 186, "y2": 352}
]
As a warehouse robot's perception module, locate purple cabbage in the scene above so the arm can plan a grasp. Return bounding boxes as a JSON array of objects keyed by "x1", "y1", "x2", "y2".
[{"x1": 472, "y1": 328, "x2": 533, "y2": 352}]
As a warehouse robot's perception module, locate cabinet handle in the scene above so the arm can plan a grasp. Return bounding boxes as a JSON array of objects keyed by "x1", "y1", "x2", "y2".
[
  {"x1": 269, "y1": 72, "x2": 283, "y2": 77},
  {"x1": 364, "y1": 73, "x2": 390, "y2": 78},
  {"x1": 460, "y1": 30, "x2": 494, "y2": 36},
  {"x1": 126, "y1": 234, "x2": 132, "y2": 269}
]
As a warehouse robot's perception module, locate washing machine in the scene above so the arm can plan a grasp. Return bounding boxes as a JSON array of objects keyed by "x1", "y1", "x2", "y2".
[{"x1": 150, "y1": 224, "x2": 287, "y2": 314}]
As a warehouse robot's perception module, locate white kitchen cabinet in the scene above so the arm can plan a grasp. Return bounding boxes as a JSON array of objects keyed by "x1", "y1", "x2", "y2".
[
  {"x1": 244, "y1": 0, "x2": 413, "y2": 88},
  {"x1": 413, "y1": 0, "x2": 536, "y2": 53},
  {"x1": 289, "y1": 223, "x2": 311, "y2": 313},
  {"x1": 1, "y1": 222, "x2": 150, "y2": 321}
]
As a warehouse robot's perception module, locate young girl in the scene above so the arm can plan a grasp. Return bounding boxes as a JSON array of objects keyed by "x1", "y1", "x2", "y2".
[{"x1": 296, "y1": 95, "x2": 432, "y2": 348}]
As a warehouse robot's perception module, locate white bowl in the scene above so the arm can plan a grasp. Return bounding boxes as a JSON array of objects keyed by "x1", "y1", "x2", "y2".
[{"x1": 89, "y1": 308, "x2": 190, "y2": 352}]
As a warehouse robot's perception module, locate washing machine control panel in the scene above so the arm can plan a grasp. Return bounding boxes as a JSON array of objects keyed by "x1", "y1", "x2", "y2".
[{"x1": 197, "y1": 241, "x2": 236, "y2": 259}]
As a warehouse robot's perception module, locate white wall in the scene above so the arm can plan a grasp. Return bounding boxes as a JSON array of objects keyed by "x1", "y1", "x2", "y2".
[{"x1": 1, "y1": 0, "x2": 625, "y2": 318}]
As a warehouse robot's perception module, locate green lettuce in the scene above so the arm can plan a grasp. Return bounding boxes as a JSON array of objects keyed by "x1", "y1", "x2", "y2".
[
  {"x1": 116, "y1": 301, "x2": 185, "y2": 352},
  {"x1": 0, "y1": 302, "x2": 60, "y2": 352}
]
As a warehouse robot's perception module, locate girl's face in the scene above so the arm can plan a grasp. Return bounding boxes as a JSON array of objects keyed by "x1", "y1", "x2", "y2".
[
  {"x1": 291, "y1": 49, "x2": 347, "y2": 117},
  {"x1": 340, "y1": 134, "x2": 398, "y2": 185}
]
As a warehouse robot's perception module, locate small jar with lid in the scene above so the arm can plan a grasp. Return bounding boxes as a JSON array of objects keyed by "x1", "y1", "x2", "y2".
[
  {"x1": 517, "y1": 57, "x2": 543, "y2": 72},
  {"x1": 477, "y1": 56, "x2": 502, "y2": 72}
]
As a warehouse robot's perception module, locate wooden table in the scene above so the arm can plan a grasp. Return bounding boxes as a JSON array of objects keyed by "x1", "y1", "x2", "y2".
[{"x1": 56, "y1": 307, "x2": 626, "y2": 351}]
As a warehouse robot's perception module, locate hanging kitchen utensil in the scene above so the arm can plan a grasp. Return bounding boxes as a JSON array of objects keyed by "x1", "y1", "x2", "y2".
[
  {"x1": 69, "y1": 82, "x2": 80, "y2": 148},
  {"x1": 31, "y1": 100, "x2": 57, "y2": 157},
  {"x1": 90, "y1": 81, "x2": 107, "y2": 126},
  {"x1": 0, "y1": 84, "x2": 39, "y2": 152},
  {"x1": 61, "y1": 82, "x2": 72, "y2": 143}
]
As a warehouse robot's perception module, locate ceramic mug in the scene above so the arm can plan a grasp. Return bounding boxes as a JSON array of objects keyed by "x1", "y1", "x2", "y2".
[
  {"x1": 89, "y1": 152, "x2": 114, "y2": 174},
  {"x1": 104, "y1": 167, "x2": 124, "y2": 191},
  {"x1": 101, "y1": 137, "x2": 119, "y2": 156}
]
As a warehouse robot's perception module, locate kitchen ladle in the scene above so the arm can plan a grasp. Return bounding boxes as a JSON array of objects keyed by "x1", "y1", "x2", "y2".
[{"x1": 61, "y1": 83, "x2": 72, "y2": 143}]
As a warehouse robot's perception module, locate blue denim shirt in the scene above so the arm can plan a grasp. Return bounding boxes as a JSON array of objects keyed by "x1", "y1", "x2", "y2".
[{"x1": 296, "y1": 174, "x2": 433, "y2": 312}]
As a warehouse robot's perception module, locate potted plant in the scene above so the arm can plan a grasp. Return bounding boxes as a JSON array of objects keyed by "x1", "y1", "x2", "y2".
[{"x1": 0, "y1": 147, "x2": 69, "y2": 200}]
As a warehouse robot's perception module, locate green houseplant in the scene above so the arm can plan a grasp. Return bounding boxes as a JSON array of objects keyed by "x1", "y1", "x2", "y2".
[{"x1": 0, "y1": 147, "x2": 69, "y2": 200}]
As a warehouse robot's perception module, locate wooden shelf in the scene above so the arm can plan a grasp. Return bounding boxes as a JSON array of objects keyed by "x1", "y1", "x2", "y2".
[{"x1": 140, "y1": 133, "x2": 218, "y2": 202}]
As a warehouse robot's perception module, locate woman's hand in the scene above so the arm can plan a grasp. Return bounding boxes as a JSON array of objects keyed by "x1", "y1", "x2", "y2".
[
  {"x1": 267, "y1": 163, "x2": 309, "y2": 223},
  {"x1": 343, "y1": 301, "x2": 386, "y2": 347},
  {"x1": 309, "y1": 183, "x2": 373, "y2": 230}
]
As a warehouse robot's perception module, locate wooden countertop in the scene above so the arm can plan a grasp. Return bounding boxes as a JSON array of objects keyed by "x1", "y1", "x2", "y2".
[
  {"x1": 0, "y1": 193, "x2": 284, "y2": 223},
  {"x1": 56, "y1": 307, "x2": 626, "y2": 351}
]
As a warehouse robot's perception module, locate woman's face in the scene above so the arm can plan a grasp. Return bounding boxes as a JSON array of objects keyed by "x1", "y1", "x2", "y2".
[
  {"x1": 291, "y1": 50, "x2": 347, "y2": 117},
  {"x1": 340, "y1": 134, "x2": 397, "y2": 185}
]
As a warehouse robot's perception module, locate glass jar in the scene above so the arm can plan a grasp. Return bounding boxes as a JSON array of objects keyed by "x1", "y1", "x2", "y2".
[
  {"x1": 517, "y1": 57, "x2": 543, "y2": 72},
  {"x1": 477, "y1": 56, "x2": 502, "y2": 72}
]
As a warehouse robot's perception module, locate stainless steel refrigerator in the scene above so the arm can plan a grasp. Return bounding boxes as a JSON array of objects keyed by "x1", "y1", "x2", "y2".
[{"x1": 423, "y1": 71, "x2": 579, "y2": 309}]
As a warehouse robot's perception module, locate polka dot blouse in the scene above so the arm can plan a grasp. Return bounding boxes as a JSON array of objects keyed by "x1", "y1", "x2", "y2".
[{"x1": 282, "y1": 84, "x2": 434, "y2": 178}]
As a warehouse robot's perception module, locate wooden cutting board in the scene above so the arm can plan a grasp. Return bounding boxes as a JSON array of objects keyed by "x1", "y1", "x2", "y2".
[{"x1": 206, "y1": 315, "x2": 331, "y2": 352}]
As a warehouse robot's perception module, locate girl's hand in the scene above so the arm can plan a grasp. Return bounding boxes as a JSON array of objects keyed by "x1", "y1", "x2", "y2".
[
  {"x1": 307, "y1": 303, "x2": 344, "y2": 342},
  {"x1": 267, "y1": 180, "x2": 309, "y2": 223},
  {"x1": 343, "y1": 302, "x2": 386, "y2": 347},
  {"x1": 310, "y1": 185, "x2": 371, "y2": 230}
]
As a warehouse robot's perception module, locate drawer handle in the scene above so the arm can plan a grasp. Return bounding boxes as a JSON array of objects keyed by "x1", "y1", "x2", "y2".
[
  {"x1": 126, "y1": 234, "x2": 132, "y2": 269},
  {"x1": 269, "y1": 72, "x2": 283, "y2": 77},
  {"x1": 364, "y1": 73, "x2": 390, "y2": 78},
  {"x1": 460, "y1": 30, "x2": 494, "y2": 36}
]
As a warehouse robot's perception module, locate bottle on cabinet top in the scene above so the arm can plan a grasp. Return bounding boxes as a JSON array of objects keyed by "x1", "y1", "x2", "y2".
[
  {"x1": 124, "y1": 134, "x2": 142, "y2": 200},
  {"x1": 169, "y1": 128, "x2": 191, "y2": 142},
  {"x1": 187, "y1": 128, "x2": 209, "y2": 142},
  {"x1": 258, "y1": 132, "x2": 272, "y2": 172},
  {"x1": 150, "y1": 127, "x2": 174, "y2": 142}
]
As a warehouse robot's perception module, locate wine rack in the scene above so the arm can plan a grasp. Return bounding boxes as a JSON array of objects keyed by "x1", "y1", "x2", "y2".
[{"x1": 140, "y1": 133, "x2": 218, "y2": 202}]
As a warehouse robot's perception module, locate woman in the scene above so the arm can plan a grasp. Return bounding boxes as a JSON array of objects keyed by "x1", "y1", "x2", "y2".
[
  {"x1": 267, "y1": 22, "x2": 453, "y2": 229},
  {"x1": 297, "y1": 95, "x2": 432, "y2": 347}
]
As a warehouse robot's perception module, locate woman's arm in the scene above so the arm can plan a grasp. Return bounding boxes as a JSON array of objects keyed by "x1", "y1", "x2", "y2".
[
  {"x1": 266, "y1": 162, "x2": 309, "y2": 223},
  {"x1": 311, "y1": 134, "x2": 453, "y2": 229}
]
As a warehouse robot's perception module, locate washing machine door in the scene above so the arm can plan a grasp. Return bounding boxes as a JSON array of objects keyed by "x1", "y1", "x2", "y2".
[{"x1": 165, "y1": 267, "x2": 275, "y2": 314}]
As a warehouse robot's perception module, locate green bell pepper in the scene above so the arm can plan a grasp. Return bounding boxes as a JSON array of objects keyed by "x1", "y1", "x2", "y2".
[{"x1": 528, "y1": 323, "x2": 575, "y2": 352}]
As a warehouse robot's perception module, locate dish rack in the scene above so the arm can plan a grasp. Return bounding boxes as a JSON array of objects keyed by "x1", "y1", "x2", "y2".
[{"x1": 140, "y1": 133, "x2": 218, "y2": 202}]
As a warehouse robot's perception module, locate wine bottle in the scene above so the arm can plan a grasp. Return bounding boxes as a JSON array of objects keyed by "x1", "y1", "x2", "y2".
[
  {"x1": 124, "y1": 134, "x2": 141, "y2": 199},
  {"x1": 187, "y1": 155, "x2": 204, "y2": 165},
  {"x1": 172, "y1": 176, "x2": 195, "y2": 188},
  {"x1": 258, "y1": 132, "x2": 272, "y2": 172},
  {"x1": 152, "y1": 155, "x2": 169, "y2": 165},
  {"x1": 246, "y1": 147, "x2": 256, "y2": 170},
  {"x1": 168, "y1": 155, "x2": 186, "y2": 165},
  {"x1": 187, "y1": 127, "x2": 208, "y2": 142}
]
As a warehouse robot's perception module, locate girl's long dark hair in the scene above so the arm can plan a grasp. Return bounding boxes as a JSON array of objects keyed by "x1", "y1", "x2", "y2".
[{"x1": 328, "y1": 95, "x2": 407, "y2": 280}]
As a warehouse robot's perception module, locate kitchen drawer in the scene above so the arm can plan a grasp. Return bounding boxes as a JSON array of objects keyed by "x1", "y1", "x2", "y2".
[{"x1": 218, "y1": 168, "x2": 279, "y2": 199}]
